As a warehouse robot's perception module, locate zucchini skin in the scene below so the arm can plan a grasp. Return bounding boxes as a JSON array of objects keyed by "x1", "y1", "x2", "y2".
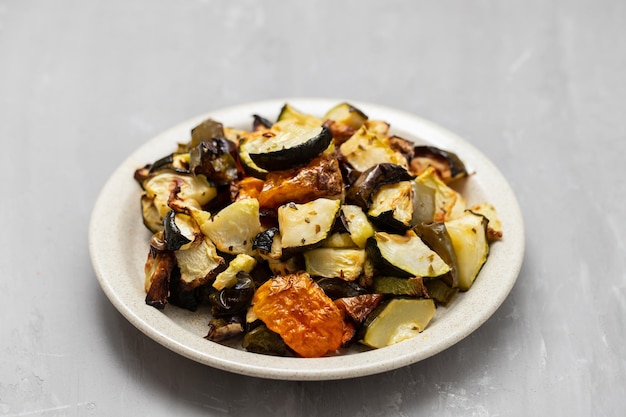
[{"x1": 249, "y1": 125, "x2": 333, "y2": 171}]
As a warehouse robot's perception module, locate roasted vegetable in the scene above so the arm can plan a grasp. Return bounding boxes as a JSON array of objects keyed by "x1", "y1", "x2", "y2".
[
  {"x1": 210, "y1": 271, "x2": 256, "y2": 314},
  {"x1": 277, "y1": 198, "x2": 341, "y2": 254},
  {"x1": 246, "y1": 121, "x2": 333, "y2": 171},
  {"x1": 189, "y1": 137, "x2": 240, "y2": 186},
  {"x1": 445, "y1": 210, "x2": 490, "y2": 290},
  {"x1": 340, "y1": 205, "x2": 375, "y2": 249},
  {"x1": 174, "y1": 236, "x2": 225, "y2": 289},
  {"x1": 410, "y1": 145, "x2": 468, "y2": 182},
  {"x1": 334, "y1": 294, "x2": 384, "y2": 324},
  {"x1": 414, "y1": 222, "x2": 459, "y2": 288},
  {"x1": 345, "y1": 163, "x2": 414, "y2": 210},
  {"x1": 200, "y1": 198, "x2": 261, "y2": 255},
  {"x1": 188, "y1": 118, "x2": 225, "y2": 150},
  {"x1": 243, "y1": 324, "x2": 291, "y2": 356},
  {"x1": 322, "y1": 102, "x2": 368, "y2": 144},
  {"x1": 252, "y1": 272, "x2": 345, "y2": 358},
  {"x1": 144, "y1": 250, "x2": 177, "y2": 309},
  {"x1": 367, "y1": 181, "x2": 419, "y2": 233},
  {"x1": 416, "y1": 167, "x2": 466, "y2": 222},
  {"x1": 303, "y1": 248, "x2": 366, "y2": 281},
  {"x1": 339, "y1": 124, "x2": 408, "y2": 173},
  {"x1": 316, "y1": 277, "x2": 369, "y2": 299},
  {"x1": 366, "y1": 231, "x2": 450, "y2": 278},
  {"x1": 372, "y1": 276, "x2": 429, "y2": 297},
  {"x1": 212, "y1": 254, "x2": 257, "y2": 290},
  {"x1": 163, "y1": 210, "x2": 202, "y2": 251},
  {"x1": 360, "y1": 298, "x2": 436, "y2": 348},
  {"x1": 206, "y1": 316, "x2": 245, "y2": 342},
  {"x1": 257, "y1": 153, "x2": 344, "y2": 209},
  {"x1": 135, "y1": 102, "x2": 502, "y2": 357}
]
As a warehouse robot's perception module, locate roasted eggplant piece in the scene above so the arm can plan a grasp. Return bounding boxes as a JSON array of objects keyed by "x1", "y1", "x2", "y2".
[
  {"x1": 206, "y1": 316, "x2": 245, "y2": 342},
  {"x1": 188, "y1": 118, "x2": 225, "y2": 150},
  {"x1": 367, "y1": 181, "x2": 419, "y2": 233},
  {"x1": 334, "y1": 294, "x2": 384, "y2": 324},
  {"x1": 174, "y1": 236, "x2": 225, "y2": 289},
  {"x1": 247, "y1": 121, "x2": 333, "y2": 171},
  {"x1": 277, "y1": 198, "x2": 341, "y2": 255},
  {"x1": 410, "y1": 145, "x2": 468, "y2": 182},
  {"x1": 252, "y1": 114, "x2": 273, "y2": 131},
  {"x1": 146, "y1": 152, "x2": 191, "y2": 175},
  {"x1": 167, "y1": 268, "x2": 199, "y2": 311},
  {"x1": 163, "y1": 210, "x2": 202, "y2": 251},
  {"x1": 144, "y1": 249, "x2": 177, "y2": 309},
  {"x1": 360, "y1": 298, "x2": 436, "y2": 349},
  {"x1": 210, "y1": 271, "x2": 256, "y2": 314},
  {"x1": 445, "y1": 210, "x2": 490, "y2": 291},
  {"x1": 200, "y1": 198, "x2": 261, "y2": 255},
  {"x1": 189, "y1": 137, "x2": 240, "y2": 186},
  {"x1": 303, "y1": 248, "x2": 366, "y2": 281},
  {"x1": 316, "y1": 277, "x2": 369, "y2": 299},
  {"x1": 366, "y1": 231, "x2": 450, "y2": 278},
  {"x1": 415, "y1": 222, "x2": 459, "y2": 288},
  {"x1": 257, "y1": 153, "x2": 344, "y2": 209},
  {"x1": 345, "y1": 163, "x2": 414, "y2": 209},
  {"x1": 339, "y1": 124, "x2": 408, "y2": 173}
]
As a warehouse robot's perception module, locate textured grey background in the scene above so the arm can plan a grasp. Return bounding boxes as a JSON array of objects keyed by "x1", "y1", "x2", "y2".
[{"x1": 1, "y1": 0, "x2": 625, "y2": 416}]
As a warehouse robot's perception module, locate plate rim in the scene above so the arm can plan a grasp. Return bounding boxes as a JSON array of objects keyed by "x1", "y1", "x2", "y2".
[{"x1": 89, "y1": 97, "x2": 525, "y2": 381}]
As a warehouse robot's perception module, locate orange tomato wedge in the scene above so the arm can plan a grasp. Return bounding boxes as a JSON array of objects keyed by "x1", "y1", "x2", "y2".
[{"x1": 252, "y1": 272, "x2": 345, "y2": 358}]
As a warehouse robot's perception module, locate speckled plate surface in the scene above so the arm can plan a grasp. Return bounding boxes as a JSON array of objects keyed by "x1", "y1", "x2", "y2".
[{"x1": 89, "y1": 98, "x2": 525, "y2": 381}]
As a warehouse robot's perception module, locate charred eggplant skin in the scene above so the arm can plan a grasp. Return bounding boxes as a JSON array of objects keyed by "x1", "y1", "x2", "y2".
[
  {"x1": 163, "y1": 210, "x2": 192, "y2": 251},
  {"x1": 346, "y1": 163, "x2": 415, "y2": 209}
]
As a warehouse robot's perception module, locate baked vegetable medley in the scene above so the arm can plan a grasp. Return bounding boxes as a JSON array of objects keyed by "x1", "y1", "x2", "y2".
[{"x1": 134, "y1": 102, "x2": 503, "y2": 358}]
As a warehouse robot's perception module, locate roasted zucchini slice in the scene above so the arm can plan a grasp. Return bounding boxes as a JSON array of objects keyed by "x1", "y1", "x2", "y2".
[
  {"x1": 366, "y1": 231, "x2": 450, "y2": 278},
  {"x1": 445, "y1": 210, "x2": 490, "y2": 290},
  {"x1": 360, "y1": 298, "x2": 436, "y2": 348},
  {"x1": 303, "y1": 248, "x2": 366, "y2": 281},
  {"x1": 277, "y1": 198, "x2": 341, "y2": 253},
  {"x1": 323, "y1": 102, "x2": 368, "y2": 129},
  {"x1": 201, "y1": 198, "x2": 261, "y2": 255},
  {"x1": 276, "y1": 103, "x2": 322, "y2": 126},
  {"x1": 247, "y1": 121, "x2": 333, "y2": 171}
]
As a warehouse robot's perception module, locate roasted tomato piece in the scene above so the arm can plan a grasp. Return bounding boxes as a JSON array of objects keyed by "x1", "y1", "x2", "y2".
[{"x1": 252, "y1": 272, "x2": 345, "y2": 358}]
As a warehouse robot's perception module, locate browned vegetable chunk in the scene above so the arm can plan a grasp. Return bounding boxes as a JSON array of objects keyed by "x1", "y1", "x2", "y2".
[
  {"x1": 252, "y1": 272, "x2": 345, "y2": 357},
  {"x1": 257, "y1": 153, "x2": 344, "y2": 209}
]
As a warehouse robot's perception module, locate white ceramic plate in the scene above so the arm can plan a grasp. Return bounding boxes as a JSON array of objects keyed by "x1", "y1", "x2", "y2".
[{"x1": 89, "y1": 98, "x2": 524, "y2": 380}]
